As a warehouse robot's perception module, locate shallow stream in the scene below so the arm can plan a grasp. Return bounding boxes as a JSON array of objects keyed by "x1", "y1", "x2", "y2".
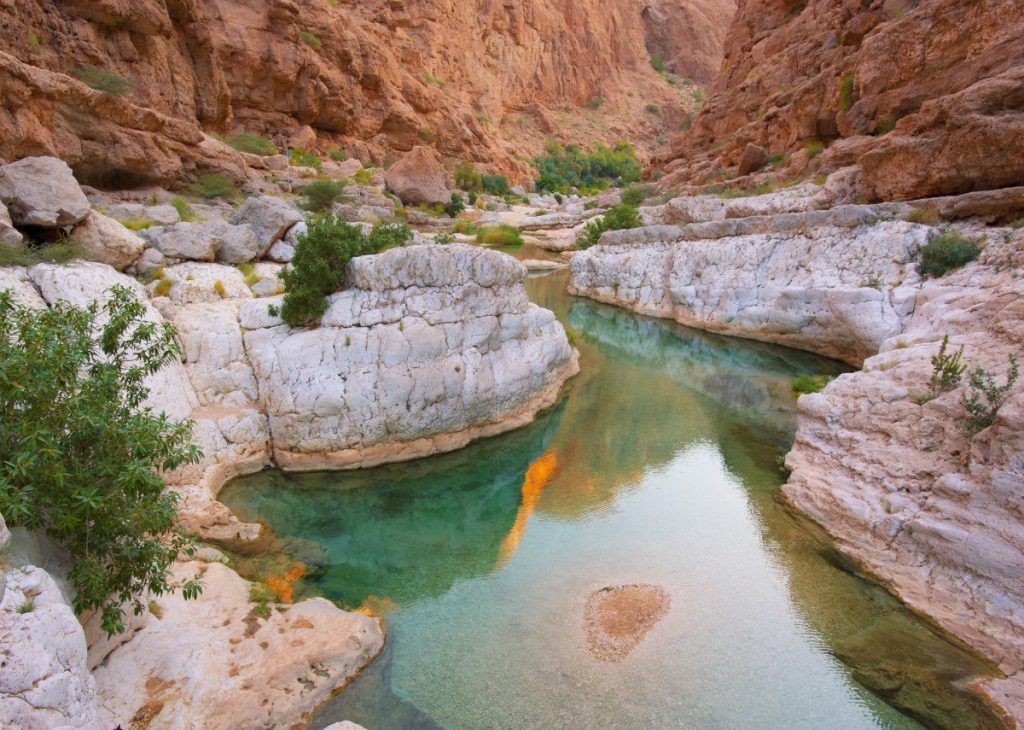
[{"x1": 222, "y1": 245, "x2": 999, "y2": 730}]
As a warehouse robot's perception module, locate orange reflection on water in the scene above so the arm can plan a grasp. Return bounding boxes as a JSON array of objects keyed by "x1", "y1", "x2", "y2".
[{"x1": 498, "y1": 450, "x2": 559, "y2": 565}]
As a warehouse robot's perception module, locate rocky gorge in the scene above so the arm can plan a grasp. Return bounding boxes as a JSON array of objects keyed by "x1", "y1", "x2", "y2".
[{"x1": 0, "y1": 0, "x2": 1023, "y2": 727}]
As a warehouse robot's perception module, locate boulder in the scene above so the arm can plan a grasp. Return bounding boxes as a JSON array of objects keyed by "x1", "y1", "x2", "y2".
[
  {"x1": 265, "y1": 155, "x2": 289, "y2": 171},
  {"x1": 69, "y1": 211, "x2": 145, "y2": 270},
  {"x1": 141, "y1": 221, "x2": 221, "y2": 261},
  {"x1": 216, "y1": 223, "x2": 262, "y2": 265},
  {"x1": 737, "y1": 143, "x2": 769, "y2": 176},
  {"x1": 0, "y1": 203, "x2": 23, "y2": 249},
  {"x1": 289, "y1": 125, "x2": 317, "y2": 150},
  {"x1": 326, "y1": 158, "x2": 363, "y2": 179},
  {"x1": 0, "y1": 565, "x2": 102, "y2": 728},
  {"x1": 384, "y1": 146, "x2": 451, "y2": 206},
  {"x1": 229, "y1": 195, "x2": 302, "y2": 253},
  {"x1": 105, "y1": 203, "x2": 180, "y2": 226},
  {"x1": 0, "y1": 157, "x2": 90, "y2": 228}
]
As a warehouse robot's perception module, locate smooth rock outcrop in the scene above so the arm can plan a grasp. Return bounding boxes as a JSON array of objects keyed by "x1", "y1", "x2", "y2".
[
  {"x1": 243, "y1": 244, "x2": 578, "y2": 470},
  {"x1": 783, "y1": 230, "x2": 1024, "y2": 714},
  {"x1": 569, "y1": 220, "x2": 929, "y2": 365},
  {"x1": 106, "y1": 203, "x2": 180, "y2": 227},
  {"x1": 0, "y1": 157, "x2": 90, "y2": 228},
  {"x1": 0, "y1": 565, "x2": 102, "y2": 729},
  {"x1": 142, "y1": 221, "x2": 224, "y2": 262},
  {"x1": 91, "y1": 562, "x2": 383, "y2": 730},
  {"x1": 69, "y1": 210, "x2": 145, "y2": 271},
  {"x1": 384, "y1": 146, "x2": 451, "y2": 207}
]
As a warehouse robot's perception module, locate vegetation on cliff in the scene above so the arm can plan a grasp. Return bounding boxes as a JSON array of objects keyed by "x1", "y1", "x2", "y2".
[
  {"x1": 534, "y1": 142, "x2": 642, "y2": 194},
  {"x1": 0, "y1": 287, "x2": 202, "y2": 636}
]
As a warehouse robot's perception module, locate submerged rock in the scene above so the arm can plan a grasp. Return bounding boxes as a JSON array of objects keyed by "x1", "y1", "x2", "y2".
[{"x1": 583, "y1": 584, "x2": 671, "y2": 661}]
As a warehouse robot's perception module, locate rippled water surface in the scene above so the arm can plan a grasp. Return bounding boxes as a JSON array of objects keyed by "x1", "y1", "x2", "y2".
[{"x1": 222, "y1": 246, "x2": 997, "y2": 730}]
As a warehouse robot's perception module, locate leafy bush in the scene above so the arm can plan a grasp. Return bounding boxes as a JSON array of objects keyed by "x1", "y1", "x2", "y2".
[
  {"x1": 301, "y1": 180, "x2": 346, "y2": 211},
  {"x1": 272, "y1": 216, "x2": 411, "y2": 326},
  {"x1": 418, "y1": 127, "x2": 435, "y2": 143},
  {"x1": 650, "y1": 56, "x2": 665, "y2": 73},
  {"x1": 467, "y1": 191, "x2": 478, "y2": 205},
  {"x1": 961, "y1": 356, "x2": 1019, "y2": 435},
  {"x1": 452, "y1": 219, "x2": 478, "y2": 235},
  {"x1": 534, "y1": 141, "x2": 641, "y2": 194},
  {"x1": 290, "y1": 148, "x2": 323, "y2": 172},
  {"x1": 435, "y1": 232, "x2": 455, "y2": 244},
  {"x1": 455, "y1": 161, "x2": 483, "y2": 192},
  {"x1": 170, "y1": 197, "x2": 196, "y2": 222},
  {"x1": 645, "y1": 103, "x2": 661, "y2": 114},
  {"x1": 352, "y1": 167, "x2": 373, "y2": 185},
  {"x1": 792, "y1": 374, "x2": 834, "y2": 395},
  {"x1": 621, "y1": 184, "x2": 656, "y2": 207},
  {"x1": 577, "y1": 204, "x2": 641, "y2": 249},
  {"x1": 189, "y1": 174, "x2": 237, "y2": 200},
  {"x1": 299, "y1": 31, "x2": 321, "y2": 49},
  {"x1": 0, "y1": 287, "x2": 202, "y2": 636},
  {"x1": 226, "y1": 132, "x2": 277, "y2": 156},
  {"x1": 929, "y1": 335, "x2": 966, "y2": 398},
  {"x1": 72, "y1": 65, "x2": 134, "y2": 95},
  {"x1": 553, "y1": 193, "x2": 564, "y2": 205},
  {"x1": 481, "y1": 174, "x2": 510, "y2": 196},
  {"x1": 919, "y1": 232, "x2": 981, "y2": 278},
  {"x1": 329, "y1": 149, "x2": 348, "y2": 161},
  {"x1": 445, "y1": 193, "x2": 466, "y2": 218},
  {"x1": 475, "y1": 224, "x2": 524, "y2": 247},
  {"x1": 587, "y1": 97, "x2": 604, "y2": 110}
]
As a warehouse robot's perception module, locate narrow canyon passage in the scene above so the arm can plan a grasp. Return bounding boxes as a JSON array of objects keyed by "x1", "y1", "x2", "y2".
[{"x1": 223, "y1": 251, "x2": 997, "y2": 730}]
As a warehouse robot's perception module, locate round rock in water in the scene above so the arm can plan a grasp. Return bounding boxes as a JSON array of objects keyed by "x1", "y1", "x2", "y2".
[{"x1": 584, "y1": 584, "x2": 670, "y2": 661}]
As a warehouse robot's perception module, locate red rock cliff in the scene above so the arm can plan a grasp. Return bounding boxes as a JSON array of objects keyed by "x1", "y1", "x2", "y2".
[
  {"x1": 654, "y1": 0, "x2": 1024, "y2": 201},
  {"x1": 0, "y1": 0, "x2": 734, "y2": 187}
]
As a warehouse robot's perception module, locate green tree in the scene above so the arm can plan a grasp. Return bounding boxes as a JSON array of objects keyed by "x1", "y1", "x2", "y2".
[{"x1": 0, "y1": 287, "x2": 202, "y2": 636}]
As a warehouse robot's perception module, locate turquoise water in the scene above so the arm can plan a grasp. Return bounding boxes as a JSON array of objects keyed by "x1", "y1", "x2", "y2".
[{"x1": 222, "y1": 250, "x2": 997, "y2": 729}]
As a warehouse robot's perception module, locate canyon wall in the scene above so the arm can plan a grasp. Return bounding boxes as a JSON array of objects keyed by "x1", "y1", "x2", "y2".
[
  {"x1": 0, "y1": 0, "x2": 734, "y2": 188},
  {"x1": 654, "y1": 0, "x2": 1024, "y2": 202}
]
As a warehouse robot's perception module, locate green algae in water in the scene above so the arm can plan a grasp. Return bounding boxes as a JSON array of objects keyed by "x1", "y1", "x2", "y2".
[{"x1": 222, "y1": 262, "x2": 999, "y2": 730}]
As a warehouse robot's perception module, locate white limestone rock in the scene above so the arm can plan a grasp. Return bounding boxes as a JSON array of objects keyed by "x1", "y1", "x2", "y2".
[
  {"x1": 0, "y1": 157, "x2": 91, "y2": 228},
  {"x1": 0, "y1": 202, "x2": 23, "y2": 249},
  {"x1": 69, "y1": 211, "x2": 146, "y2": 270},
  {"x1": 229, "y1": 195, "x2": 302, "y2": 254},
  {"x1": 242, "y1": 244, "x2": 578, "y2": 470},
  {"x1": 569, "y1": 220, "x2": 930, "y2": 365},
  {"x1": 148, "y1": 262, "x2": 253, "y2": 305},
  {"x1": 0, "y1": 566, "x2": 102, "y2": 729},
  {"x1": 105, "y1": 203, "x2": 181, "y2": 226},
  {"x1": 215, "y1": 222, "x2": 262, "y2": 264},
  {"x1": 783, "y1": 231, "x2": 1024, "y2": 708},
  {"x1": 92, "y1": 562, "x2": 383, "y2": 730},
  {"x1": 0, "y1": 267, "x2": 45, "y2": 308}
]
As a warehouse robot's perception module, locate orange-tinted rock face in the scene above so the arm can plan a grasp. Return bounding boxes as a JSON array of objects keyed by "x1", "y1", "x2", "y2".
[
  {"x1": 655, "y1": 0, "x2": 1024, "y2": 202},
  {"x1": 0, "y1": 0, "x2": 735, "y2": 187}
]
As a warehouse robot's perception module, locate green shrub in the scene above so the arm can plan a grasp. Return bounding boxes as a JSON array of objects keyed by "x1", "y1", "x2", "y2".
[
  {"x1": 120, "y1": 218, "x2": 154, "y2": 231},
  {"x1": 919, "y1": 232, "x2": 981, "y2": 278},
  {"x1": 0, "y1": 287, "x2": 202, "y2": 636},
  {"x1": 650, "y1": 56, "x2": 665, "y2": 73},
  {"x1": 876, "y1": 116, "x2": 897, "y2": 135},
  {"x1": 455, "y1": 161, "x2": 483, "y2": 192},
  {"x1": 170, "y1": 197, "x2": 196, "y2": 222},
  {"x1": 621, "y1": 184, "x2": 656, "y2": 207},
  {"x1": 72, "y1": 65, "x2": 134, "y2": 95},
  {"x1": 481, "y1": 174, "x2": 510, "y2": 196},
  {"x1": 587, "y1": 97, "x2": 604, "y2": 110},
  {"x1": 435, "y1": 232, "x2": 455, "y2": 244},
  {"x1": 425, "y1": 73, "x2": 446, "y2": 88},
  {"x1": 804, "y1": 141, "x2": 825, "y2": 158},
  {"x1": 838, "y1": 75, "x2": 857, "y2": 112},
  {"x1": 645, "y1": 103, "x2": 661, "y2": 114},
  {"x1": 290, "y1": 148, "x2": 323, "y2": 172},
  {"x1": 577, "y1": 204, "x2": 641, "y2": 249},
  {"x1": 961, "y1": 356, "x2": 1019, "y2": 435},
  {"x1": 189, "y1": 174, "x2": 237, "y2": 200},
  {"x1": 907, "y1": 207, "x2": 940, "y2": 226},
  {"x1": 352, "y1": 167, "x2": 373, "y2": 185},
  {"x1": 929, "y1": 335, "x2": 966, "y2": 398},
  {"x1": 533, "y1": 141, "x2": 641, "y2": 194},
  {"x1": 329, "y1": 149, "x2": 348, "y2": 161},
  {"x1": 301, "y1": 180, "x2": 346, "y2": 211},
  {"x1": 476, "y1": 224, "x2": 524, "y2": 247},
  {"x1": 453, "y1": 219, "x2": 478, "y2": 235},
  {"x1": 553, "y1": 192, "x2": 564, "y2": 205},
  {"x1": 0, "y1": 240, "x2": 81, "y2": 268},
  {"x1": 792, "y1": 374, "x2": 834, "y2": 395},
  {"x1": 226, "y1": 132, "x2": 277, "y2": 156},
  {"x1": 299, "y1": 31, "x2": 321, "y2": 49},
  {"x1": 272, "y1": 216, "x2": 411, "y2": 326},
  {"x1": 445, "y1": 193, "x2": 466, "y2": 218},
  {"x1": 467, "y1": 191, "x2": 478, "y2": 205}
]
